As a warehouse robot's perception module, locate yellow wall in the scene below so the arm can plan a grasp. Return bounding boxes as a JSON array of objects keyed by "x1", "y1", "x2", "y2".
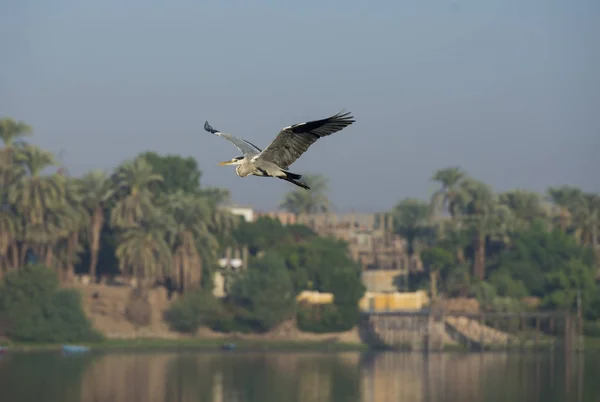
[
  {"x1": 359, "y1": 290, "x2": 429, "y2": 312},
  {"x1": 297, "y1": 290, "x2": 429, "y2": 312},
  {"x1": 296, "y1": 290, "x2": 334, "y2": 305}
]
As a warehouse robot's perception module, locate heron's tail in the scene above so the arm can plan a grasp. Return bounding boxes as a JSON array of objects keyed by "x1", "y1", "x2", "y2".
[
  {"x1": 284, "y1": 171, "x2": 302, "y2": 180},
  {"x1": 280, "y1": 171, "x2": 310, "y2": 190}
]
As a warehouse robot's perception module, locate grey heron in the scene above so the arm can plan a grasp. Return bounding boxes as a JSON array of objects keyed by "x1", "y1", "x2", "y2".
[{"x1": 204, "y1": 110, "x2": 355, "y2": 190}]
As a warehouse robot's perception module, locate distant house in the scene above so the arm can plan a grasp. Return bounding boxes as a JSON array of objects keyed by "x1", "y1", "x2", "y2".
[{"x1": 223, "y1": 204, "x2": 255, "y2": 222}]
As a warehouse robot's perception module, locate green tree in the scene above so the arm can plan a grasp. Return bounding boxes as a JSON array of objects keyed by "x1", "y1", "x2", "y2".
[
  {"x1": 392, "y1": 198, "x2": 432, "y2": 256},
  {"x1": 164, "y1": 290, "x2": 224, "y2": 333},
  {"x1": 110, "y1": 156, "x2": 162, "y2": 229},
  {"x1": 0, "y1": 117, "x2": 32, "y2": 186},
  {"x1": 430, "y1": 166, "x2": 469, "y2": 218},
  {"x1": 499, "y1": 189, "x2": 547, "y2": 230},
  {"x1": 228, "y1": 252, "x2": 296, "y2": 332},
  {"x1": 139, "y1": 151, "x2": 202, "y2": 195},
  {"x1": 160, "y1": 191, "x2": 219, "y2": 292},
  {"x1": 281, "y1": 236, "x2": 365, "y2": 332},
  {"x1": 420, "y1": 247, "x2": 455, "y2": 300},
  {"x1": 79, "y1": 170, "x2": 115, "y2": 280},
  {"x1": 546, "y1": 185, "x2": 582, "y2": 232},
  {"x1": 460, "y1": 178, "x2": 512, "y2": 280},
  {"x1": 0, "y1": 264, "x2": 102, "y2": 342},
  {"x1": 115, "y1": 217, "x2": 172, "y2": 284},
  {"x1": 490, "y1": 221, "x2": 597, "y2": 317},
  {"x1": 232, "y1": 216, "x2": 316, "y2": 256},
  {"x1": 9, "y1": 144, "x2": 66, "y2": 267}
]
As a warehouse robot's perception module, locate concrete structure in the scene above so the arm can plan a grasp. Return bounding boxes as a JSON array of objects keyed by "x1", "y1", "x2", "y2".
[
  {"x1": 362, "y1": 270, "x2": 402, "y2": 293},
  {"x1": 359, "y1": 291, "x2": 430, "y2": 312},
  {"x1": 295, "y1": 289, "x2": 430, "y2": 313},
  {"x1": 225, "y1": 205, "x2": 255, "y2": 222},
  {"x1": 296, "y1": 290, "x2": 334, "y2": 304}
]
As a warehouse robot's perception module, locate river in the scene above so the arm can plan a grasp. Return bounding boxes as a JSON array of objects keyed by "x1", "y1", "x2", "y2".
[{"x1": 0, "y1": 350, "x2": 597, "y2": 401}]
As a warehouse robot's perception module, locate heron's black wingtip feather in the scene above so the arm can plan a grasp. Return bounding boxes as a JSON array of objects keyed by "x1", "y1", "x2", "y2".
[
  {"x1": 204, "y1": 121, "x2": 218, "y2": 134},
  {"x1": 333, "y1": 110, "x2": 356, "y2": 124}
]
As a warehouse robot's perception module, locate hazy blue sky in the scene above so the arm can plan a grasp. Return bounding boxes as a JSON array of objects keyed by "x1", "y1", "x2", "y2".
[{"x1": 1, "y1": 0, "x2": 598, "y2": 212}]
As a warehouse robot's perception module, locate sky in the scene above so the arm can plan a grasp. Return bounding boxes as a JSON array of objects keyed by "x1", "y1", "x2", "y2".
[{"x1": 1, "y1": 0, "x2": 598, "y2": 213}]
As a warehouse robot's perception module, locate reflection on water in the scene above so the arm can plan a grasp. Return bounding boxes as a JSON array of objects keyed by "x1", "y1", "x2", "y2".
[{"x1": 0, "y1": 350, "x2": 597, "y2": 402}]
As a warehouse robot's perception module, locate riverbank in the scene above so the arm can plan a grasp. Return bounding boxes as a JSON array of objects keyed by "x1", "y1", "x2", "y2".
[
  {"x1": 4, "y1": 336, "x2": 599, "y2": 353},
  {"x1": 0, "y1": 337, "x2": 369, "y2": 353}
]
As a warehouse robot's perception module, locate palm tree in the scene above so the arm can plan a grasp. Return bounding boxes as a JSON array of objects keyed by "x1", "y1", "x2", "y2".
[
  {"x1": 0, "y1": 119, "x2": 32, "y2": 273},
  {"x1": 429, "y1": 166, "x2": 470, "y2": 263},
  {"x1": 200, "y1": 187, "x2": 231, "y2": 205},
  {"x1": 278, "y1": 173, "x2": 330, "y2": 216},
  {"x1": 570, "y1": 192, "x2": 600, "y2": 247},
  {"x1": 8, "y1": 144, "x2": 66, "y2": 265},
  {"x1": 499, "y1": 189, "x2": 546, "y2": 230},
  {"x1": 160, "y1": 191, "x2": 220, "y2": 292},
  {"x1": 80, "y1": 170, "x2": 115, "y2": 280},
  {"x1": 115, "y1": 217, "x2": 172, "y2": 285},
  {"x1": 460, "y1": 178, "x2": 512, "y2": 280},
  {"x1": 392, "y1": 198, "x2": 432, "y2": 256},
  {"x1": 0, "y1": 205, "x2": 19, "y2": 276},
  {"x1": 110, "y1": 157, "x2": 163, "y2": 229},
  {"x1": 546, "y1": 185, "x2": 582, "y2": 232},
  {"x1": 55, "y1": 177, "x2": 89, "y2": 282},
  {"x1": 0, "y1": 118, "x2": 32, "y2": 184},
  {"x1": 0, "y1": 159, "x2": 21, "y2": 272},
  {"x1": 430, "y1": 166, "x2": 469, "y2": 218}
]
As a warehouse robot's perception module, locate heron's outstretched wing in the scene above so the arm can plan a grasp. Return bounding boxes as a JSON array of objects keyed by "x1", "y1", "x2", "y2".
[
  {"x1": 253, "y1": 110, "x2": 355, "y2": 170},
  {"x1": 204, "y1": 121, "x2": 262, "y2": 155}
]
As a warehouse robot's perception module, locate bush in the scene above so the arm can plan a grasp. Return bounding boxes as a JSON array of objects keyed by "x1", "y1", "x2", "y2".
[
  {"x1": 297, "y1": 303, "x2": 354, "y2": 333},
  {"x1": 165, "y1": 290, "x2": 224, "y2": 333},
  {"x1": 488, "y1": 271, "x2": 529, "y2": 298},
  {"x1": 0, "y1": 265, "x2": 103, "y2": 342}
]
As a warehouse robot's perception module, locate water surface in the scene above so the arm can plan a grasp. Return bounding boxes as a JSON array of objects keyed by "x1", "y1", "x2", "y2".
[{"x1": 0, "y1": 350, "x2": 596, "y2": 401}]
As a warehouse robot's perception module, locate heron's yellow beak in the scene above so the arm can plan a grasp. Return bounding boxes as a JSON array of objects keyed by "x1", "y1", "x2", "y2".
[{"x1": 218, "y1": 160, "x2": 234, "y2": 166}]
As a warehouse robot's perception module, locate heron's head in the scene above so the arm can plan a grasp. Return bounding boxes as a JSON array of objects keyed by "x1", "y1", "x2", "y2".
[{"x1": 217, "y1": 156, "x2": 244, "y2": 166}]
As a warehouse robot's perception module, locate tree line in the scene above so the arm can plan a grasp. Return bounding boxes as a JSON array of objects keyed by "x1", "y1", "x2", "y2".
[
  {"x1": 1, "y1": 116, "x2": 598, "y2": 341},
  {"x1": 0, "y1": 117, "x2": 238, "y2": 289},
  {"x1": 388, "y1": 166, "x2": 599, "y2": 321},
  {"x1": 0, "y1": 117, "x2": 365, "y2": 340}
]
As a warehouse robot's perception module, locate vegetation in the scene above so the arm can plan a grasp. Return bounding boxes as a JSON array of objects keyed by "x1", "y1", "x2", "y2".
[
  {"x1": 0, "y1": 117, "x2": 363, "y2": 340},
  {"x1": 1, "y1": 116, "x2": 598, "y2": 341},
  {"x1": 0, "y1": 265, "x2": 102, "y2": 342},
  {"x1": 392, "y1": 166, "x2": 600, "y2": 325}
]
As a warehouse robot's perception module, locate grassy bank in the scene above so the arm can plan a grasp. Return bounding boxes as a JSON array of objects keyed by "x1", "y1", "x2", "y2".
[
  {"x1": 585, "y1": 336, "x2": 600, "y2": 351},
  {"x1": 0, "y1": 337, "x2": 369, "y2": 353},
  {"x1": 4, "y1": 336, "x2": 598, "y2": 353}
]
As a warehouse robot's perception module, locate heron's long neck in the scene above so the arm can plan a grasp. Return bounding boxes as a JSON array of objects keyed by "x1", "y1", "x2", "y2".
[{"x1": 235, "y1": 164, "x2": 244, "y2": 177}]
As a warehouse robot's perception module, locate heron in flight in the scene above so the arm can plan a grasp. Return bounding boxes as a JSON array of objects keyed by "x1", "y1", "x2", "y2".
[{"x1": 204, "y1": 110, "x2": 355, "y2": 190}]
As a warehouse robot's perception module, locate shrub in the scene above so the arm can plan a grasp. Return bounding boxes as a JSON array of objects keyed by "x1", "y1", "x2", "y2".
[
  {"x1": 297, "y1": 303, "x2": 352, "y2": 333},
  {"x1": 0, "y1": 265, "x2": 103, "y2": 342},
  {"x1": 165, "y1": 291, "x2": 224, "y2": 333}
]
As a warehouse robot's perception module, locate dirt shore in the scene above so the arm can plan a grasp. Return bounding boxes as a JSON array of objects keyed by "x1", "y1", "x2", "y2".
[{"x1": 66, "y1": 283, "x2": 364, "y2": 345}]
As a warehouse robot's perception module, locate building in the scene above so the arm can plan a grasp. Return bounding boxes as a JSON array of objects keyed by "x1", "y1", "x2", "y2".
[{"x1": 223, "y1": 204, "x2": 255, "y2": 222}]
